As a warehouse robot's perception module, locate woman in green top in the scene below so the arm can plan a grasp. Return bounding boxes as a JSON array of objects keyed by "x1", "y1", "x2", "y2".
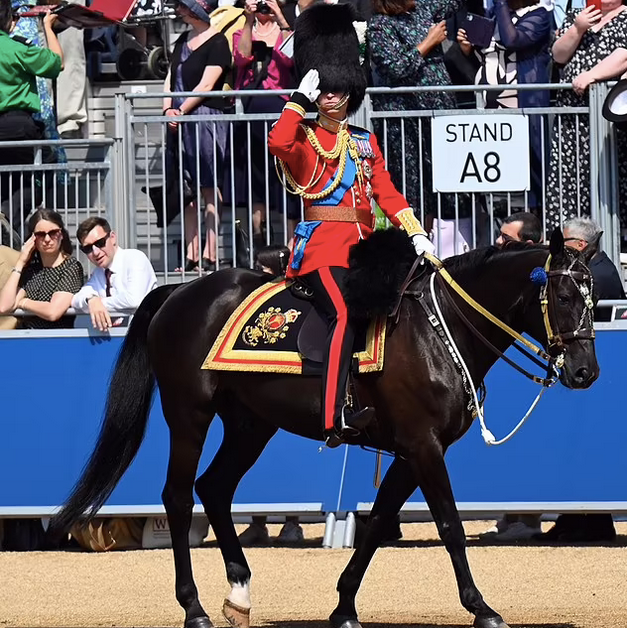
[{"x1": 0, "y1": 2, "x2": 64, "y2": 230}]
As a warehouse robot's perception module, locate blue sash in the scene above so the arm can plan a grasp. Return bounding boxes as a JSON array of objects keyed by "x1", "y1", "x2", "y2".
[{"x1": 290, "y1": 220, "x2": 322, "y2": 270}]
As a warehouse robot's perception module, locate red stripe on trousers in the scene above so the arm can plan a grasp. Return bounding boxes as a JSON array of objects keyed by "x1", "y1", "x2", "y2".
[{"x1": 319, "y1": 267, "x2": 349, "y2": 430}]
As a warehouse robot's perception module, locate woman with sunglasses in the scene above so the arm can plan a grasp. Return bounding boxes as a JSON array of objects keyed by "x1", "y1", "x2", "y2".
[{"x1": 0, "y1": 208, "x2": 83, "y2": 328}]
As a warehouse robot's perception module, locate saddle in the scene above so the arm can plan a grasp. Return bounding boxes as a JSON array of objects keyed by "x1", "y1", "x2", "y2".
[{"x1": 201, "y1": 278, "x2": 386, "y2": 375}]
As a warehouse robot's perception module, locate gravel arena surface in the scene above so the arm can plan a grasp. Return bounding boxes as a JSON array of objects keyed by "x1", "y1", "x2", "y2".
[{"x1": 2, "y1": 521, "x2": 627, "y2": 628}]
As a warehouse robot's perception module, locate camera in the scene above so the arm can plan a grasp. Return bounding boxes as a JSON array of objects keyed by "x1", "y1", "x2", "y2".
[{"x1": 257, "y1": 0, "x2": 272, "y2": 15}]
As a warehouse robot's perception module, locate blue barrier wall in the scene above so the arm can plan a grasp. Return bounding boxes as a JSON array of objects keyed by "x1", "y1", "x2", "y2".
[{"x1": 0, "y1": 327, "x2": 625, "y2": 515}]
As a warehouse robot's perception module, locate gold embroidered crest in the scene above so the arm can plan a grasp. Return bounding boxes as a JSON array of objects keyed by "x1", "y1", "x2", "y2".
[{"x1": 242, "y1": 307, "x2": 302, "y2": 347}]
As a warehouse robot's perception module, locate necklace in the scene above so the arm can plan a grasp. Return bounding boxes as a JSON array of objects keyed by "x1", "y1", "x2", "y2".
[{"x1": 253, "y1": 20, "x2": 279, "y2": 36}]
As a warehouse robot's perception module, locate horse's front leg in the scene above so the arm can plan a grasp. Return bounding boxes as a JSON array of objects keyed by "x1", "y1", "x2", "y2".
[
  {"x1": 414, "y1": 445, "x2": 509, "y2": 628},
  {"x1": 330, "y1": 456, "x2": 418, "y2": 628}
]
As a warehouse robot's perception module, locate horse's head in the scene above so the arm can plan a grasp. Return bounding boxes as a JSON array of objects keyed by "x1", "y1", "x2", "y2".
[{"x1": 526, "y1": 229, "x2": 599, "y2": 389}]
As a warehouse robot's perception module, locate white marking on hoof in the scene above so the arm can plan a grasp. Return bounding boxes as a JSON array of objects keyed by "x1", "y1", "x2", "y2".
[{"x1": 227, "y1": 580, "x2": 251, "y2": 610}]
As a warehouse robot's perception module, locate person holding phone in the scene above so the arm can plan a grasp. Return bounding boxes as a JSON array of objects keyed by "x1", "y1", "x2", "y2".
[
  {"x1": 232, "y1": 0, "x2": 299, "y2": 250},
  {"x1": 456, "y1": 0, "x2": 552, "y2": 212},
  {"x1": 368, "y1": 0, "x2": 483, "y2": 259},
  {"x1": 546, "y1": 0, "x2": 627, "y2": 230},
  {"x1": 0, "y1": 208, "x2": 83, "y2": 329}
]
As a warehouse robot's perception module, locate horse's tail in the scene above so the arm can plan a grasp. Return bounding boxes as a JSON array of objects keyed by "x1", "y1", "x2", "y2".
[{"x1": 49, "y1": 284, "x2": 178, "y2": 537}]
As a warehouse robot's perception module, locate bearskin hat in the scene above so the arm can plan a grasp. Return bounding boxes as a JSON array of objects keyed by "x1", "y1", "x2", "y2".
[{"x1": 294, "y1": 3, "x2": 367, "y2": 116}]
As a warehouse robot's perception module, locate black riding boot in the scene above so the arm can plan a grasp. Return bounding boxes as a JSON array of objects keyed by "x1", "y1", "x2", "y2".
[{"x1": 324, "y1": 405, "x2": 376, "y2": 448}]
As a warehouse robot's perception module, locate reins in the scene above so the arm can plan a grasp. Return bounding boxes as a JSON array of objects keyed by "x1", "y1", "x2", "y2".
[{"x1": 394, "y1": 250, "x2": 593, "y2": 445}]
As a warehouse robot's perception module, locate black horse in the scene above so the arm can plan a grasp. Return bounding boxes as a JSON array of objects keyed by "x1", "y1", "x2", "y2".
[{"x1": 50, "y1": 229, "x2": 599, "y2": 628}]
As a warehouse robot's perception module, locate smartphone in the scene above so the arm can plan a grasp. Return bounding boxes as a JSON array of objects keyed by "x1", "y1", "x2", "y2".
[{"x1": 586, "y1": 0, "x2": 602, "y2": 11}]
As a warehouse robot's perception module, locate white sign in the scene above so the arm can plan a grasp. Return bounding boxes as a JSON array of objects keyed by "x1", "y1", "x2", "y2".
[{"x1": 431, "y1": 114, "x2": 530, "y2": 193}]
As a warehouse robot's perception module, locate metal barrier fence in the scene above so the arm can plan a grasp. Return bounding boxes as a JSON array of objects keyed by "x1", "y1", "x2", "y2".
[
  {"x1": 0, "y1": 83, "x2": 622, "y2": 280},
  {"x1": 0, "y1": 137, "x2": 118, "y2": 272}
]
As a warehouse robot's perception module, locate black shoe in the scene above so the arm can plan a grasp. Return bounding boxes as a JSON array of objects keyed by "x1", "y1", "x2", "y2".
[
  {"x1": 340, "y1": 405, "x2": 376, "y2": 435},
  {"x1": 323, "y1": 406, "x2": 376, "y2": 449}
]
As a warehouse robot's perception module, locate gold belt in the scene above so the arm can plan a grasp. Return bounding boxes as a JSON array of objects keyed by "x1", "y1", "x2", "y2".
[{"x1": 305, "y1": 206, "x2": 372, "y2": 226}]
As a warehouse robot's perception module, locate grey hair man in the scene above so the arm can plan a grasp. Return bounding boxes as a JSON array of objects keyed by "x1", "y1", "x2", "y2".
[{"x1": 563, "y1": 217, "x2": 625, "y2": 307}]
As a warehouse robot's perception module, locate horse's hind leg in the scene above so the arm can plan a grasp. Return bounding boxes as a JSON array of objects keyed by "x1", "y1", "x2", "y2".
[
  {"x1": 331, "y1": 456, "x2": 419, "y2": 628},
  {"x1": 415, "y1": 446, "x2": 509, "y2": 628},
  {"x1": 194, "y1": 408, "x2": 278, "y2": 628},
  {"x1": 161, "y1": 401, "x2": 215, "y2": 628}
]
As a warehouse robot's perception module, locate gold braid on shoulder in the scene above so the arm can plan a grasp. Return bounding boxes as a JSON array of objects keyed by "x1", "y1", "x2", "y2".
[{"x1": 276, "y1": 124, "x2": 364, "y2": 200}]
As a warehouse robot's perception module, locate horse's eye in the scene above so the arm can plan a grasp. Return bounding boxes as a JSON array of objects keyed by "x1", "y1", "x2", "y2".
[{"x1": 558, "y1": 294, "x2": 570, "y2": 305}]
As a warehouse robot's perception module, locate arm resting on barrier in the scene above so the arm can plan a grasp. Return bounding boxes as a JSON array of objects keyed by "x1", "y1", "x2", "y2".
[
  {"x1": 584, "y1": 47, "x2": 627, "y2": 83},
  {"x1": 17, "y1": 292, "x2": 74, "y2": 322},
  {"x1": 178, "y1": 65, "x2": 227, "y2": 115}
]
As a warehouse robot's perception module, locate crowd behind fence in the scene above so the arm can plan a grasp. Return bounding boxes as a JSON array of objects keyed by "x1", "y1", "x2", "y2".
[{"x1": 0, "y1": 82, "x2": 624, "y2": 282}]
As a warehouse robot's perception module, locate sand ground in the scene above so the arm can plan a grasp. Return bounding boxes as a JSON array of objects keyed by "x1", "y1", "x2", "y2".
[{"x1": 1, "y1": 521, "x2": 627, "y2": 628}]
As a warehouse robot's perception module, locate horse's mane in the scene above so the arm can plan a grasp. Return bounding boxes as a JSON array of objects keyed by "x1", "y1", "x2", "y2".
[
  {"x1": 344, "y1": 230, "x2": 549, "y2": 320},
  {"x1": 442, "y1": 241, "x2": 548, "y2": 277}
]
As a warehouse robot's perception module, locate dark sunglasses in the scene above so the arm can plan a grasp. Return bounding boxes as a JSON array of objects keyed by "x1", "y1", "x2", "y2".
[
  {"x1": 34, "y1": 228, "x2": 62, "y2": 240},
  {"x1": 79, "y1": 233, "x2": 110, "y2": 255}
]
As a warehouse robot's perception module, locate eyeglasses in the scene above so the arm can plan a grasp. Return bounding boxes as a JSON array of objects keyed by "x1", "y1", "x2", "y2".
[
  {"x1": 564, "y1": 237, "x2": 588, "y2": 244},
  {"x1": 499, "y1": 232, "x2": 518, "y2": 244},
  {"x1": 34, "y1": 228, "x2": 62, "y2": 240},
  {"x1": 80, "y1": 233, "x2": 110, "y2": 255}
]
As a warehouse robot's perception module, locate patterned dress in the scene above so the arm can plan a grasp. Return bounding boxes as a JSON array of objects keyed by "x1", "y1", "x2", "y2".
[
  {"x1": 368, "y1": 0, "x2": 463, "y2": 219},
  {"x1": 19, "y1": 256, "x2": 84, "y2": 329},
  {"x1": 546, "y1": 9, "x2": 627, "y2": 229}
]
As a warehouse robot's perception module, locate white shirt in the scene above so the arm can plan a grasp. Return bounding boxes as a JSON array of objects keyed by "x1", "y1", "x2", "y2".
[{"x1": 72, "y1": 247, "x2": 158, "y2": 312}]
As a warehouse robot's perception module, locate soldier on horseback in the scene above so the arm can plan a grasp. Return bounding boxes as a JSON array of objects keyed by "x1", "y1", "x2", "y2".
[{"x1": 268, "y1": 3, "x2": 435, "y2": 447}]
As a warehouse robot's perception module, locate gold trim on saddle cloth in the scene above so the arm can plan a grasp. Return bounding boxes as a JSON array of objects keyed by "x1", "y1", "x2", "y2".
[{"x1": 201, "y1": 279, "x2": 386, "y2": 374}]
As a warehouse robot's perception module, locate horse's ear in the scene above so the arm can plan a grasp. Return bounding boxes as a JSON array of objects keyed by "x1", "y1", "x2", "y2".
[
  {"x1": 549, "y1": 228, "x2": 565, "y2": 257},
  {"x1": 582, "y1": 230, "x2": 602, "y2": 265}
]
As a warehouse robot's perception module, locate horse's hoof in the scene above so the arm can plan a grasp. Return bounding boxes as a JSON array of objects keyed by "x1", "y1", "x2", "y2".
[
  {"x1": 185, "y1": 617, "x2": 214, "y2": 628},
  {"x1": 329, "y1": 615, "x2": 362, "y2": 628},
  {"x1": 473, "y1": 615, "x2": 509, "y2": 628},
  {"x1": 222, "y1": 598, "x2": 251, "y2": 628}
]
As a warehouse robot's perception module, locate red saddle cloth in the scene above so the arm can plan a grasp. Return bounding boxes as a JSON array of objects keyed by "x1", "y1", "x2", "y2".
[{"x1": 202, "y1": 278, "x2": 386, "y2": 375}]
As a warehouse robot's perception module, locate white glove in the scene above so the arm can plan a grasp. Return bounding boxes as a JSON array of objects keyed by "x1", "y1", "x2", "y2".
[
  {"x1": 296, "y1": 69, "x2": 321, "y2": 103},
  {"x1": 412, "y1": 233, "x2": 435, "y2": 258}
]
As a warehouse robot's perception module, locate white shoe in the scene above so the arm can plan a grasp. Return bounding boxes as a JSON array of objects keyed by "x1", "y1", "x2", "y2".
[
  {"x1": 478, "y1": 517, "x2": 509, "y2": 539},
  {"x1": 276, "y1": 521, "x2": 304, "y2": 545},
  {"x1": 493, "y1": 521, "x2": 541, "y2": 542}
]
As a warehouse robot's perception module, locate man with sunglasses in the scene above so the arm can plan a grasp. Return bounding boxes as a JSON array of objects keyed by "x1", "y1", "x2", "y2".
[{"x1": 71, "y1": 216, "x2": 157, "y2": 331}]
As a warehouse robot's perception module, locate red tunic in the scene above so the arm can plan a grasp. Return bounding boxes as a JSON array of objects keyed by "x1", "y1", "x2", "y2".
[{"x1": 268, "y1": 103, "x2": 425, "y2": 278}]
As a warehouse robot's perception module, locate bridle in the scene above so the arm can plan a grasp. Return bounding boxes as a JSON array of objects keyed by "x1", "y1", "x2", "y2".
[
  {"x1": 400, "y1": 250, "x2": 596, "y2": 445},
  {"x1": 539, "y1": 252, "x2": 595, "y2": 353}
]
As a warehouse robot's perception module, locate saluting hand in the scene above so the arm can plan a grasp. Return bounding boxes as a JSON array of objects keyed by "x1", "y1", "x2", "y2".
[{"x1": 297, "y1": 69, "x2": 321, "y2": 103}]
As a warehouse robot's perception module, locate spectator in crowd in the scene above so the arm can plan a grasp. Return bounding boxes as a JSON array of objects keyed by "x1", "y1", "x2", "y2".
[
  {"x1": 253, "y1": 242, "x2": 289, "y2": 275},
  {"x1": 0, "y1": 3, "x2": 63, "y2": 231},
  {"x1": 564, "y1": 216, "x2": 625, "y2": 317},
  {"x1": 0, "y1": 244, "x2": 20, "y2": 329},
  {"x1": 0, "y1": 208, "x2": 83, "y2": 329},
  {"x1": 457, "y1": 0, "x2": 552, "y2": 210},
  {"x1": 239, "y1": 243, "x2": 302, "y2": 545},
  {"x1": 163, "y1": 0, "x2": 232, "y2": 273},
  {"x1": 479, "y1": 211, "x2": 544, "y2": 542},
  {"x1": 57, "y1": 2, "x2": 88, "y2": 139},
  {"x1": 368, "y1": 0, "x2": 480, "y2": 259},
  {"x1": 71, "y1": 217, "x2": 157, "y2": 332},
  {"x1": 233, "y1": 0, "x2": 298, "y2": 249},
  {"x1": 546, "y1": 2, "x2": 627, "y2": 230},
  {"x1": 495, "y1": 211, "x2": 543, "y2": 246}
]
